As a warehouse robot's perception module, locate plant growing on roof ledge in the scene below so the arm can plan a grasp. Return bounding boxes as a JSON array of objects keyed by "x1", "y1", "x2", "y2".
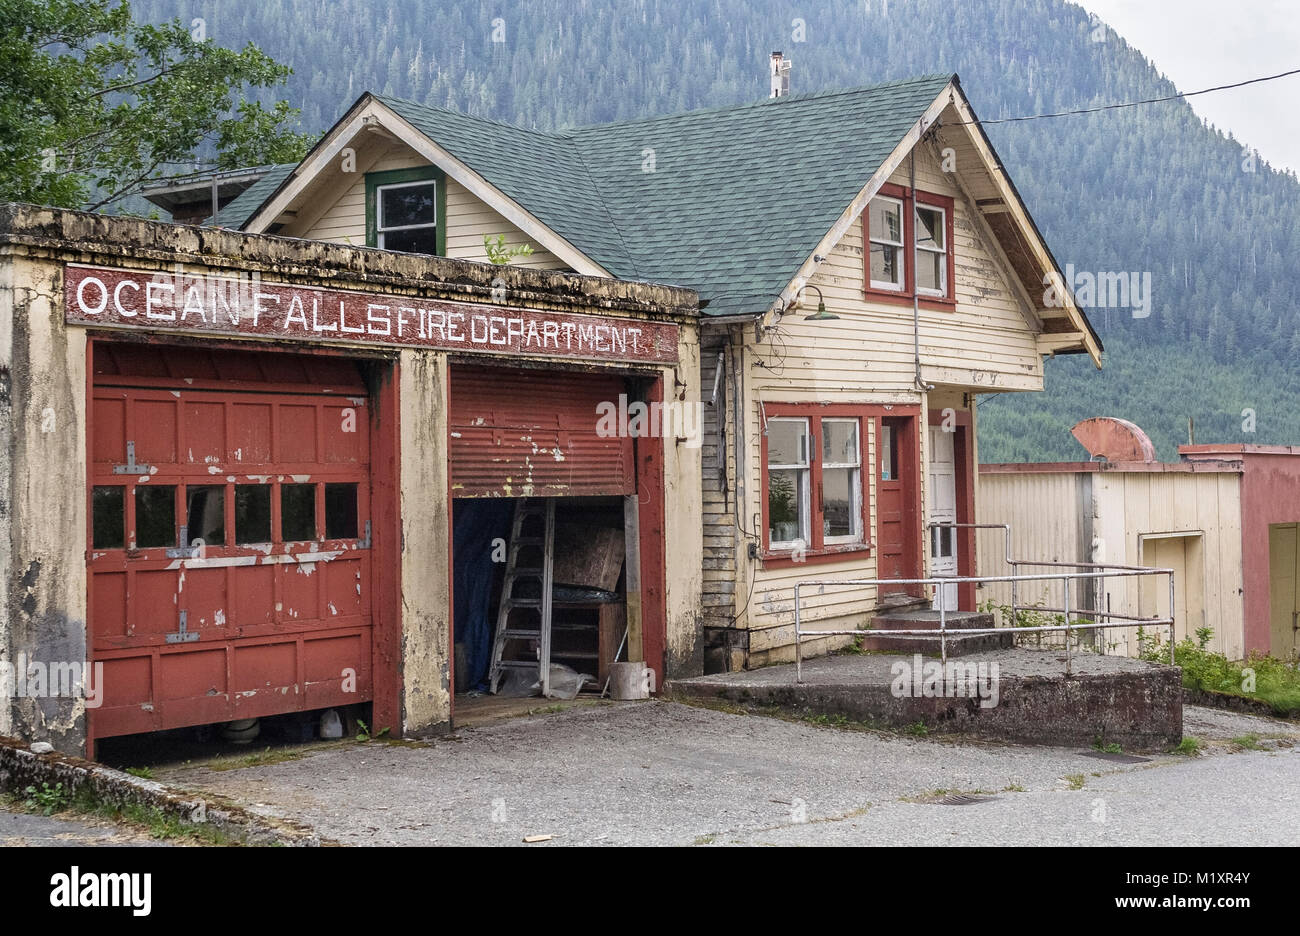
[{"x1": 484, "y1": 234, "x2": 535, "y2": 265}]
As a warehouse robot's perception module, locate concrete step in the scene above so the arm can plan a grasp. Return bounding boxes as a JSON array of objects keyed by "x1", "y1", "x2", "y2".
[
  {"x1": 875, "y1": 592, "x2": 930, "y2": 613},
  {"x1": 870, "y1": 609, "x2": 995, "y2": 632},
  {"x1": 857, "y1": 630, "x2": 1015, "y2": 656}
]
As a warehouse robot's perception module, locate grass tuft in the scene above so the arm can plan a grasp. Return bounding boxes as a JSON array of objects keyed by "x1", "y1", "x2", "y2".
[{"x1": 1170, "y1": 736, "x2": 1201, "y2": 756}]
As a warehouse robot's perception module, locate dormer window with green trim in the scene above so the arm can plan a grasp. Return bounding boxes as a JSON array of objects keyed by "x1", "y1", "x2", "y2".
[{"x1": 365, "y1": 166, "x2": 445, "y2": 255}]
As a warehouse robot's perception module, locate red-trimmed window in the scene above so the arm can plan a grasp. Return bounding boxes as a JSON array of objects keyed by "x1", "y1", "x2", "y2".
[
  {"x1": 863, "y1": 183, "x2": 956, "y2": 309},
  {"x1": 762, "y1": 406, "x2": 870, "y2": 562}
]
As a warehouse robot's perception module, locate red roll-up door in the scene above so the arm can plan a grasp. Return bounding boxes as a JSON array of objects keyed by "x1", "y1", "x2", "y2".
[
  {"x1": 88, "y1": 344, "x2": 375, "y2": 743},
  {"x1": 449, "y1": 365, "x2": 634, "y2": 497}
]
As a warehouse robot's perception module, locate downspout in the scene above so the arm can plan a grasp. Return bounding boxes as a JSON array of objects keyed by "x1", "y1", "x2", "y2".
[
  {"x1": 731, "y1": 329, "x2": 747, "y2": 536},
  {"x1": 910, "y1": 146, "x2": 934, "y2": 605},
  {"x1": 911, "y1": 146, "x2": 935, "y2": 394}
]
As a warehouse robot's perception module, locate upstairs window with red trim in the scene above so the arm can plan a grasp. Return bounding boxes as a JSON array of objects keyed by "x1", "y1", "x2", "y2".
[
  {"x1": 863, "y1": 183, "x2": 955, "y2": 309},
  {"x1": 762, "y1": 407, "x2": 869, "y2": 562}
]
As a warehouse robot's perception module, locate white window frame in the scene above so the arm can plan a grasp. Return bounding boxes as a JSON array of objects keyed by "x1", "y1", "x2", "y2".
[
  {"x1": 868, "y1": 195, "x2": 906, "y2": 291},
  {"x1": 376, "y1": 179, "x2": 438, "y2": 250},
  {"x1": 766, "y1": 417, "x2": 811, "y2": 550},
  {"x1": 914, "y1": 202, "x2": 947, "y2": 296},
  {"x1": 820, "y1": 418, "x2": 862, "y2": 546}
]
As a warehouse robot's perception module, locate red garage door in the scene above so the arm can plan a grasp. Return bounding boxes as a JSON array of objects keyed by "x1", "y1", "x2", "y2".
[
  {"x1": 88, "y1": 344, "x2": 374, "y2": 742},
  {"x1": 449, "y1": 366, "x2": 635, "y2": 497}
]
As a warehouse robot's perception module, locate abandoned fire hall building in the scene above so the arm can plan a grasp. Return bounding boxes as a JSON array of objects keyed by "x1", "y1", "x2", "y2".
[
  {"x1": 1, "y1": 70, "x2": 1099, "y2": 755},
  {"x1": 0, "y1": 206, "x2": 700, "y2": 756}
]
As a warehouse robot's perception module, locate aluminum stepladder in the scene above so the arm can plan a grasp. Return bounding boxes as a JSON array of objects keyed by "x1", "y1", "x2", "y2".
[{"x1": 488, "y1": 498, "x2": 555, "y2": 696}]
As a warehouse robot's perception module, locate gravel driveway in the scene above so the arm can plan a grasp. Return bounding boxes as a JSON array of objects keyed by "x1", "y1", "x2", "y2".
[{"x1": 154, "y1": 699, "x2": 1300, "y2": 847}]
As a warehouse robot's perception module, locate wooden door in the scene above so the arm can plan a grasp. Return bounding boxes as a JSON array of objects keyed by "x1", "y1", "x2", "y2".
[
  {"x1": 875, "y1": 415, "x2": 919, "y2": 593},
  {"x1": 927, "y1": 427, "x2": 958, "y2": 610},
  {"x1": 88, "y1": 345, "x2": 374, "y2": 743},
  {"x1": 1269, "y1": 524, "x2": 1300, "y2": 658}
]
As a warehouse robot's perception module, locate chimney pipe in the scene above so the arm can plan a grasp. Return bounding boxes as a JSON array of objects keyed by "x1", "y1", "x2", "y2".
[{"x1": 770, "y1": 51, "x2": 791, "y2": 98}]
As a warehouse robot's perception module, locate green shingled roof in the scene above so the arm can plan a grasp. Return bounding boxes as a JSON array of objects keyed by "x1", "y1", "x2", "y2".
[
  {"x1": 214, "y1": 163, "x2": 296, "y2": 228},
  {"x1": 234, "y1": 74, "x2": 955, "y2": 317}
]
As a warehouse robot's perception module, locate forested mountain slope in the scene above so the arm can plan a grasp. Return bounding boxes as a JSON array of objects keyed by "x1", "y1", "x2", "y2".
[{"x1": 130, "y1": 0, "x2": 1300, "y2": 460}]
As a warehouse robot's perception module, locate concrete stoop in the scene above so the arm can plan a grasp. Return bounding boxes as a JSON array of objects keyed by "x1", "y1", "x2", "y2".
[
  {"x1": 858, "y1": 609, "x2": 1015, "y2": 656},
  {"x1": 666, "y1": 649, "x2": 1184, "y2": 751}
]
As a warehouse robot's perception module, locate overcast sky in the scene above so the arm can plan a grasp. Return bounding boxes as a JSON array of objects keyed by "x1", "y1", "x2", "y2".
[{"x1": 1079, "y1": 0, "x2": 1300, "y2": 174}]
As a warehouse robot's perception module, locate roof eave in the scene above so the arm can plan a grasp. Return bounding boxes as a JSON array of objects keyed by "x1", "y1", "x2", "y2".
[{"x1": 948, "y1": 78, "x2": 1103, "y2": 367}]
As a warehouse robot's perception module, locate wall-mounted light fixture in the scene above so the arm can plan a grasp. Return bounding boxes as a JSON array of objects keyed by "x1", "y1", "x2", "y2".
[{"x1": 797, "y1": 284, "x2": 838, "y2": 320}]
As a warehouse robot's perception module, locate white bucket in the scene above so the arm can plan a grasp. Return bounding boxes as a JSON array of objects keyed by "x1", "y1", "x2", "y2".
[{"x1": 609, "y1": 662, "x2": 656, "y2": 701}]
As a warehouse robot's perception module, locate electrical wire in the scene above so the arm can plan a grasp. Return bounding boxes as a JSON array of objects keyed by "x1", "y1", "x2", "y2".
[
  {"x1": 955, "y1": 67, "x2": 1300, "y2": 126},
  {"x1": 754, "y1": 322, "x2": 790, "y2": 375},
  {"x1": 730, "y1": 549, "x2": 761, "y2": 626}
]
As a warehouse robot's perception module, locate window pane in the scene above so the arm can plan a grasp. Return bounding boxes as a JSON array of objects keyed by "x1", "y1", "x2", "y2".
[
  {"x1": 881, "y1": 424, "x2": 898, "y2": 481},
  {"x1": 381, "y1": 226, "x2": 438, "y2": 254},
  {"x1": 869, "y1": 198, "x2": 902, "y2": 244},
  {"x1": 870, "y1": 243, "x2": 902, "y2": 286},
  {"x1": 235, "y1": 485, "x2": 271, "y2": 544},
  {"x1": 134, "y1": 485, "x2": 176, "y2": 548},
  {"x1": 822, "y1": 420, "x2": 859, "y2": 466},
  {"x1": 823, "y1": 467, "x2": 859, "y2": 539},
  {"x1": 186, "y1": 485, "x2": 226, "y2": 547},
  {"x1": 930, "y1": 526, "x2": 955, "y2": 558},
  {"x1": 325, "y1": 483, "x2": 359, "y2": 539},
  {"x1": 767, "y1": 419, "x2": 807, "y2": 466},
  {"x1": 281, "y1": 484, "x2": 317, "y2": 542},
  {"x1": 380, "y1": 183, "x2": 436, "y2": 228},
  {"x1": 917, "y1": 251, "x2": 944, "y2": 293},
  {"x1": 768, "y1": 468, "x2": 806, "y2": 544},
  {"x1": 92, "y1": 487, "x2": 125, "y2": 549},
  {"x1": 916, "y1": 206, "x2": 944, "y2": 250}
]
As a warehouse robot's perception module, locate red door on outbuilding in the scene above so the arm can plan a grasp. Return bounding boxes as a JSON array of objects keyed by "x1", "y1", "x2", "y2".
[{"x1": 88, "y1": 343, "x2": 377, "y2": 746}]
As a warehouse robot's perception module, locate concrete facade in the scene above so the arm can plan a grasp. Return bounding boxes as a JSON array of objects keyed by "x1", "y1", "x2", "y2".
[{"x1": 0, "y1": 204, "x2": 701, "y2": 754}]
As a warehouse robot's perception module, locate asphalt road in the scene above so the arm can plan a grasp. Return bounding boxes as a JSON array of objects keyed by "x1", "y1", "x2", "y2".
[
  {"x1": 153, "y1": 700, "x2": 1300, "y2": 847},
  {"x1": 0, "y1": 805, "x2": 169, "y2": 847}
]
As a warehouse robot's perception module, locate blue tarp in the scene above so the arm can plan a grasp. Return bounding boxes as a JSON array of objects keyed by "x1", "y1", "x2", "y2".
[{"x1": 452, "y1": 499, "x2": 515, "y2": 692}]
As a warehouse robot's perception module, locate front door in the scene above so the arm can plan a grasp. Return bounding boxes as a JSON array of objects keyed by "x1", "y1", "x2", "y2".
[
  {"x1": 876, "y1": 415, "x2": 919, "y2": 593},
  {"x1": 928, "y1": 427, "x2": 958, "y2": 610}
]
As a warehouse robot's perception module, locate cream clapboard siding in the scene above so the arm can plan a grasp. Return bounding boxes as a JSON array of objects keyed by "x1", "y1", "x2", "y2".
[
  {"x1": 443, "y1": 179, "x2": 567, "y2": 270},
  {"x1": 296, "y1": 143, "x2": 569, "y2": 270},
  {"x1": 732, "y1": 143, "x2": 1040, "y2": 659},
  {"x1": 978, "y1": 469, "x2": 1245, "y2": 659}
]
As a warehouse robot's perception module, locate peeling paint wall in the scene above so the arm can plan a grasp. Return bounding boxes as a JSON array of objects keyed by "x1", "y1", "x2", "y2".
[
  {"x1": 0, "y1": 255, "x2": 88, "y2": 752},
  {"x1": 663, "y1": 334, "x2": 704, "y2": 678},
  {"x1": 398, "y1": 349, "x2": 452, "y2": 733}
]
